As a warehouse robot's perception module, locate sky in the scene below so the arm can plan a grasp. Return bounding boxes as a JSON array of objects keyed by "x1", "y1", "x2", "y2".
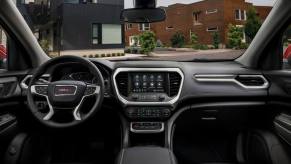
[{"x1": 124, "y1": 0, "x2": 276, "y2": 8}]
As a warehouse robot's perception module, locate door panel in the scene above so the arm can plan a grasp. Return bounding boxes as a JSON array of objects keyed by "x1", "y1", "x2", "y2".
[
  {"x1": 0, "y1": 77, "x2": 20, "y2": 98},
  {"x1": 0, "y1": 73, "x2": 28, "y2": 161},
  {"x1": 264, "y1": 71, "x2": 291, "y2": 148},
  {"x1": 274, "y1": 113, "x2": 291, "y2": 145}
]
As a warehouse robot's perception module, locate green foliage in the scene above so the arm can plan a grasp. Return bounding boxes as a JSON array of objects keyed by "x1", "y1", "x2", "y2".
[
  {"x1": 139, "y1": 31, "x2": 156, "y2": 55},
  {"x1": 132, "y1": 36, "x2": 139, "y2": 47},
  {"x1": 245, "y1": 6, "x2": 262, "y2": 42},
  {"x1": 88, "y1": 54, "x2": 93, "y2": 58},
  {"x1": 239, "y1": 42, "x2": 249, "y2": 49},
  {"x1": 283, "y1": 25, "x2": 291, "y2": 44},
  {"x1": 190, "y1": 33, "x2": 198, "y2": 45},
  {"x1": 212, "y1": 32, "x2": 220, "y2": 49},
  {"x1": 39, "y1": 39, "x2": 50, "y2": 54},
  {"x1": 193, "y1": 44, "x2": 209, "y2": 50},
  {"x1": 227, "y1": 24, "x2": 244, "y2": 49},
  {"x1": 95, "y1": 54, "x2": 99, "y2": 58},
  {"x1": 124, "y1": 48, "x2": 131, "y2": 53},
  {"x1": 171, "y1": 32, "x2": 185, "y2": 48}
]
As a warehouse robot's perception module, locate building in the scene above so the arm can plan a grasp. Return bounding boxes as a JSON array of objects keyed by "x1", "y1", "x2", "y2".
[
  {"x1": 17, "y1": 0, "x2": 125, "y2": 56},
  {"x1": 125, "y1": 0, "x2": 272, "y2": 47}
]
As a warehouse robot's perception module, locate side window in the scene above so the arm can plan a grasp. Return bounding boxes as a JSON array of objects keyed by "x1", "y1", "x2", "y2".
[
  {"x1": 283, "y1": 24, "x2": 291, "y2": 69},
  {"x1": 0, "y1": 25, "x2": 8, "y2": 70}
]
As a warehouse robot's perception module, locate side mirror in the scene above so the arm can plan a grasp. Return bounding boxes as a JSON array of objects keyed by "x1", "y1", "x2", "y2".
[{"x1": 121, "y1": 8, "x2": 166, "y2": 23}]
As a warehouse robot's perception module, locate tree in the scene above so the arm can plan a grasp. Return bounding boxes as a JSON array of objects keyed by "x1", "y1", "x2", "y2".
[
  {"x1": 283, "y1": 25, "x2": 291, "y2": 45},
  {"x1": 132, "y1": 35, "x2": 139, "y2": 47},
  {"x1": 212, "y1": 32, "x2": 220, "y2": 49},
  {"x1": 190, "y1": 32, "x2": 198, "y2": 48},
  {"x1": 245, "y1": 6, "x2": 262, "y2": 42},
  {"x1": 139, "y1": 31, "x2": 156, "y2": 55},
  {"x1": 39, "y1": 39, "x2": 50, "y2": 54},
  {"x1": 171, "y1": 32, "x2": 185, "y2": 48},
  {"x1": 227, "y1": 24, "x2": 244, "y2": 49}
]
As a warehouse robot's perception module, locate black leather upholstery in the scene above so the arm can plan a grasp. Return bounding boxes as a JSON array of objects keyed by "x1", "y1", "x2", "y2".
[
  {"x1": 117, "y1": 147, "x2": 177, "y2": 164},
  {"x1": 246, "y1": 130, "x2": 291, "y2": 164}
]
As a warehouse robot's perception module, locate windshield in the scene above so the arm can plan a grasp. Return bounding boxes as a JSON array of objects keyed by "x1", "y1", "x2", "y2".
[{"x1": 15, "y1": 0, "x2": 275, "y2": 61}]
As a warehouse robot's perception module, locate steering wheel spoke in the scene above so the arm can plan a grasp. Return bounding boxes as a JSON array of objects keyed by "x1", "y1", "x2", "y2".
[
  {"x1": 73, "y1": 85, "x2": 101, "y2": 121},
  {"x1": 31, "y1": 84, "x2": 49, "y2": 97},
  {"x1": 43, "y1": 98, "x2": 55, "y2": 120}
]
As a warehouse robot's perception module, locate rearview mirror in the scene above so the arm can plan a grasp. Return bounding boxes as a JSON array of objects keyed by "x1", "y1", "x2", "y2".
[{"x1": 121, "y1": 8, "x2": 166, "y2": 23}]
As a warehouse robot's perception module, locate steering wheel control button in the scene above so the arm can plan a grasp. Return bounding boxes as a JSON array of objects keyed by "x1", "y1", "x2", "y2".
[
  {"x1": 85, "y1": 85, "x2": 99, "y2": 96},
  {"x1": 130, "y1": 122, "x2": 164, "y2": 133},
  {"x1": 33, "y1": 85, "x2": 48, "y2": 96}
]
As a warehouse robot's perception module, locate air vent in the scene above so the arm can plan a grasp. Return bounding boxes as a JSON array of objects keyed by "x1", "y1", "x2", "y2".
[
  {"x1": 169, "y1": 72, "x2": 182, "y2": 97},
  {"x1": 116, "y1": 72, "x2": 129, "y2": 97},
  {"x1": 235, "y1": 75, "x2": 267, "y2": 87}
]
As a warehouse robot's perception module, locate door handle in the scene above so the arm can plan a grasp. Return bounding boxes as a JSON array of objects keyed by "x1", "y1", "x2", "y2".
[
  {"x1": 0, "y1": 114, "x2": 16, "y2": 131},
  {"x1": 0, "y1": 77, "x2": 19, "y2": 98}
]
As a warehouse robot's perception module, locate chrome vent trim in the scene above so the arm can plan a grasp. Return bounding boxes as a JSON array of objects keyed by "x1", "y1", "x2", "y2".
[
  {"x1": 113, "y1": 68, "x2": 184, "y2": 106},
  {"x1": 194, "y1": 74, "x2": 269, "y2": 89},
  {"x1": 115, "y1": 72, "x2": 129, "y2": 97}
]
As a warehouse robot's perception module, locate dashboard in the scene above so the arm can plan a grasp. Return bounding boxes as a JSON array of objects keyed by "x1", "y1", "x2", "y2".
[
  {"x1": 35, "y1": 59, "x2": 269, "y2": 108},
  {"x1": 21, "y1": 59, "x2": 270, "y2": 133}
]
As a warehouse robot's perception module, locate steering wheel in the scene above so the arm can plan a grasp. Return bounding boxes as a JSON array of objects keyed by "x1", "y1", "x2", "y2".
[{"x1": 27, "y1": 55, "x2": 104, "y2": 128}]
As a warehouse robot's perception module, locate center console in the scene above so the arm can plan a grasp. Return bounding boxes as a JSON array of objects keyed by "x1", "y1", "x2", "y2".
[
  {"x1": 113, "y1": 68, "x2": 182, "y2": 164},
  {"x1": 113, "y1": 68, "x2": 183, "y2": 147},
  {"x1": 117, "y1": 147, "x2": 177, "y2": 164}
]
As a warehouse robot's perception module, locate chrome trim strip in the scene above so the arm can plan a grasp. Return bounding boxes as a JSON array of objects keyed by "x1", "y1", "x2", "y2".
[
  {"x1": 73, "y1": 85, "x2": 100, "y2": 120},
  {"x1": 31, "y1": 85, "x2": 54, "y2": 120},
  {"x1": 194, "y1": 74, "x2": 269, "y2": 89},
  {"x1": 21, "y1": 74, "x2": 50, "y2": 89},
  {"x1": 130, "y1": 122, "x2": 164, "y2": 133},
  {"x1": 113, "y1": 68, "x2": 184, "y2": 106}
]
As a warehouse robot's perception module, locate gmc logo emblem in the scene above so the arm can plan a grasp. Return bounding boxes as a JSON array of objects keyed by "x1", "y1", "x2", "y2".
[{"x1": 54, "y1": 85, "x2": 77, "y2": 96}]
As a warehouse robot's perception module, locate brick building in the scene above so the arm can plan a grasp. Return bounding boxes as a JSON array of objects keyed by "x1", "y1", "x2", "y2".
[{"x1": 125, "y1": 0, "x2": 272, "y2": 47}]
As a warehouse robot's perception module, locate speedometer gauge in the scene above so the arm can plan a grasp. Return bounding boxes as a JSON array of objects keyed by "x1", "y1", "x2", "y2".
[{"x1": 69, "y1": 72, "x2": 95, "y2": 83}]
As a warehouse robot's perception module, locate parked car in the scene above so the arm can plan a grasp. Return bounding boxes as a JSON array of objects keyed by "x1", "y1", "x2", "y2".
[
  {"x1": 0, "y1": 44, "x2": 6, "y2": 60},
  {"x1": 284, "y1": 44, "x2": 291, "y2": 59}
]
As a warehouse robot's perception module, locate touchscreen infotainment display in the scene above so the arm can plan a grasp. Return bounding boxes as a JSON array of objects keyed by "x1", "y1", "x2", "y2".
[{"x1": 131, "y1": 73, "x2": 165, "y2": 93}]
